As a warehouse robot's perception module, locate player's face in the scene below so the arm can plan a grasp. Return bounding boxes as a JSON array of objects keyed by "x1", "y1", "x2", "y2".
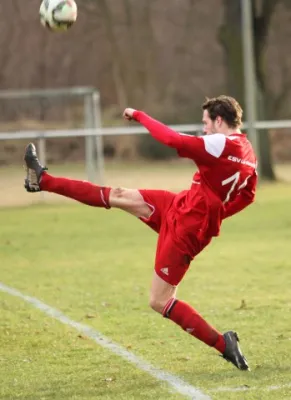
[{"x1": 202, "y1": 110, "x2": 222, "y2": 135}]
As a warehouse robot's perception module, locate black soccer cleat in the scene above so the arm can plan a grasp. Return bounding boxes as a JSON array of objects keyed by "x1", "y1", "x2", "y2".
[
  {"x1": 222, "y1": 331, "x2": 250, "y2": 371},
  {"x1": 24, "y1": 143, "x2": 47, "y2": 192}
]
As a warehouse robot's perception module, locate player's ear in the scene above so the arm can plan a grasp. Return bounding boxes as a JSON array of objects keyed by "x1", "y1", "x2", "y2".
[{"x1": 216, "y1": 116, "x2": 222, "y2": 126}]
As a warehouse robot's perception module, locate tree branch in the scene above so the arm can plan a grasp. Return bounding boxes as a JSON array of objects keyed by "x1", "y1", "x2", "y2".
[{"x1": 97, "y1": 0, "x2": 129, "y2": 108}]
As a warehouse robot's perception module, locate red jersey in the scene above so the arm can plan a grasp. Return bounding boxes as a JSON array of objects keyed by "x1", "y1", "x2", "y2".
[{"x1": 133, "y1": 111, "x2": 257, "y2": 239}]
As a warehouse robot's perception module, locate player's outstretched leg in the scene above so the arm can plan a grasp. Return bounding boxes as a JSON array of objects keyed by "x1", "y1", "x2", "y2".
[
  {"x1": 24, "y1": 143, "x2": 151, "y2": 217},
  {"x1": 24, "y1": 143, "x2": 111, "y2": 208}
]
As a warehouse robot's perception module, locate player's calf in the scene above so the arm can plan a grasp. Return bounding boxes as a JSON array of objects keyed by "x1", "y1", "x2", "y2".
[{"x1": 23, "y1": 142, "x2": 111, "y2": 207}]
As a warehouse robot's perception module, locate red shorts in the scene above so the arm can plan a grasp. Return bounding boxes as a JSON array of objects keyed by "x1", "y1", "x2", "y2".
[{"x1": 138, "y1": 189, "x2": 211, "y2": 286}]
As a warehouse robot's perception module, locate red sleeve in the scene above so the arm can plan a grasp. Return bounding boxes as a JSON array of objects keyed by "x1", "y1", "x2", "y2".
[
  {"x1": 133, "y1": 110, "x2": 184, "y2": 147},
  {"x1": 223, "y1": 172, "x2": 257, "y2": 218},
  {"x1": 133, "y1": 111, "x2": 220, "y2": 164}
]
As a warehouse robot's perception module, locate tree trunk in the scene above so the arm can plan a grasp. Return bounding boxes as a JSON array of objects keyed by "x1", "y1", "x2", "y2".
[
  {"x1": 219, "y1": 0, "x2": 245, "y2": 104},
  {"x1": 97, "y1": 0, "x2": 130, "y2": 109},
  {"x1": 220, "y1": 0, "x2": 276, "y2": 180}
]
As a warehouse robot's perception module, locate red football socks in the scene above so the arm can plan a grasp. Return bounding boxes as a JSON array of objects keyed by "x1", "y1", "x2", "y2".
[
  {"x1": 163, "y1": 298, "x2": 226, "y2": 353},
  {"x1": 40, "y1": 172, "x2": 111, "y2": 208}
]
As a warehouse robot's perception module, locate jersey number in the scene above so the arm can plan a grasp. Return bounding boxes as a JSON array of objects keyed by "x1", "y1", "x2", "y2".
[{"x1": 222, "y1": 172, "x2": 250, "y2": 203}]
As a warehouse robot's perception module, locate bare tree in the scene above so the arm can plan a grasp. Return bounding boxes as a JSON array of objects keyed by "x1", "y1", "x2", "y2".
[
  {"x1": 0, "y1": 2, "x2": 23, "y2": 88},
  {"x1": 220, "y1": 0, "x2": 291, "y2": 180}
]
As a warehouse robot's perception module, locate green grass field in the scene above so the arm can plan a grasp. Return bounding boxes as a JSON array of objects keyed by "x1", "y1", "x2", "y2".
[{"x1": 1, "y1": 181, "x2": 291, "y2": 399}]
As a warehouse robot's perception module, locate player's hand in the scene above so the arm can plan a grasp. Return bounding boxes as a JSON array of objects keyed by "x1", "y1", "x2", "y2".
[{"x1": 123, "y1": 108, "x2": 136, "y2": 121}]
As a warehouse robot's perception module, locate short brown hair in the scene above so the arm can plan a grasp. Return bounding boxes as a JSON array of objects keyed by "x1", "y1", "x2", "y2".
[{"x1": 202, "y1": 95, "x2": 243, "y2": 128}]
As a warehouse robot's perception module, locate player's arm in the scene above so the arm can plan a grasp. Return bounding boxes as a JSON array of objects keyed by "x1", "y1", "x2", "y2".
[
  {"x1": 130, "y1": 110, "x2": 184, "y2": 148},
  {"x1": 123, "y1": 108, "x2": 224, "y2": 164},
  {"x1": 223, "y1": 172, "x2": 257, "y2": 218}
]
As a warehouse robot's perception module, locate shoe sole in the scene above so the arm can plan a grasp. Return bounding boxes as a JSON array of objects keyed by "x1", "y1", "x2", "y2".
[{"x1": 24, "y1": 150, "x2": 42, "y2": 192}]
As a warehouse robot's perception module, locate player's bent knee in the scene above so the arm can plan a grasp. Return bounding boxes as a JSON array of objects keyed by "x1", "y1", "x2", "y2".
[
  {"x1": 149, "y1": 297, "x2": 167, "y2": 314},
  {"x1": 109, "y1": 187, "x2": 152, "y2": 218}
]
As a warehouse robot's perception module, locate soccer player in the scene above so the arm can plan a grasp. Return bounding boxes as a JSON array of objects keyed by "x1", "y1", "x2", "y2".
[{"x1": 24, "y1": 95, "x2": 257, "y2": 371}]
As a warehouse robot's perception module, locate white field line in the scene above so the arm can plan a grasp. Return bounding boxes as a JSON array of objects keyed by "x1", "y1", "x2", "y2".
[{"x1": 0, "y1": 282, "x2": 210, "y2": 400}]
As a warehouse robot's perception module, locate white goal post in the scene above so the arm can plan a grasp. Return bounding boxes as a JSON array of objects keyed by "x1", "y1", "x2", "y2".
[{"x1": 0, "y1": 87, "x2": 103, "y2": 184}]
